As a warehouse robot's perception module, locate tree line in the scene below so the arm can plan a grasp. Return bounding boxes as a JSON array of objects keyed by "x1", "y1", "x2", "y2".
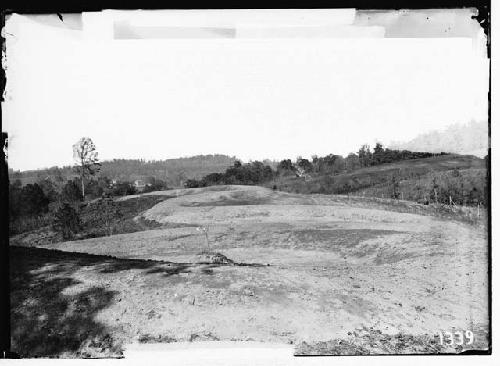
[
  {"x1": 184, "y1": 143, "x2": 448, "y2": 188},
  {"x1": 9, "y1": 154, "x2": 236, "y2": 188}
]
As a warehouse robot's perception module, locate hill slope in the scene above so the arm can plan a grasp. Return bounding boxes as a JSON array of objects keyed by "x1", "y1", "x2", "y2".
[
  {"x1": 272, "y1": 154, "x2": 486, "y2": 205},
  {"x1": 9, "y1": 154, "x2": 237, "y2": 187}
]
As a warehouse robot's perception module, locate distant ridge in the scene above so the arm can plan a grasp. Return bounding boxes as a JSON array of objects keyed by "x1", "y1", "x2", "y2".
[
  {"x1": 9, "y1": 154, "x2": 237, "y2": 187},
  {"x1": 389, "y1": 121, "x2": 488, "y2": 158}
]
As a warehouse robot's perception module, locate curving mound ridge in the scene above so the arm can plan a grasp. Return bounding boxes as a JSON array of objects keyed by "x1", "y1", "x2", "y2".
[
  {"x1": 14, "y1": 184, "x2": 489, "y2": 355},
  {"x1": 146, "y1": 185, "x2": 307, "y2": 206},
  {"x1": 141, "y1": 185, "x2": 431, "y2": 227}
]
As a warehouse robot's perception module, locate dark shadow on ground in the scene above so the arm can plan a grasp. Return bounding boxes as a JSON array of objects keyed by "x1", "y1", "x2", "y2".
[
  {"x1": 10, "y1": 246, "x2": 222, "y2": 357},
  {"x1": 10, "y1": 246, "x2": 266, "y2": 357},
  {"x1": 10, "y1": 246, "x2": 124, "y2": 358}
]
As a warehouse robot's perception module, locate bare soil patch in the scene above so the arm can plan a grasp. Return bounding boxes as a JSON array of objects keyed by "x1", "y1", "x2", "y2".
[{"x1": 10, "y1": 185, "x2": 489, "y2": 357}]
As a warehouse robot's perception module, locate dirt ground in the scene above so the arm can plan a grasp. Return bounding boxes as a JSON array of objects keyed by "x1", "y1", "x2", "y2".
[{"x1": 10, "y1": 185, "x2": 490, "y2": 357}]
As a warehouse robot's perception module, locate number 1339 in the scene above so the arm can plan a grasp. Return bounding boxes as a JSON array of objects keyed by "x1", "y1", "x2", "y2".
[{"x1": 438, "y1": 330, "x2": 474, "y2": 345}]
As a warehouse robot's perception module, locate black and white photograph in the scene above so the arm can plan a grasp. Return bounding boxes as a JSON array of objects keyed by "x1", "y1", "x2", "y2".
[{"x1": 0, "y1": 3, "x2": 494, "y2": 363}]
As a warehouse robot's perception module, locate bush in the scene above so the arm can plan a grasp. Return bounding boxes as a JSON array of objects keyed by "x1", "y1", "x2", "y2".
[
  {"x1": 61, "y1": 179, "x2": 83, "y2": 203},
  {"x1": 184, "y1": 179, "x2": 205, "y2": 188},
  {"x1": 186, "y1": 161, "x2": 276, "y2": 188},
  {"x1": 9, "y1": 182, "x2": 51, "y2": 235},
  {"x1": 52, "y1": 202, "x2": 81, "y2": 240},
  {"x1": 82, "y1": 197, "x2": 122, "y2": 236},
  {"x1": 19, "y1": 183, "x2": 49, "y2": 216},
  {"x1": 142, "y1": 179, "x2": 168, "y2": 193},
  {"x1": 111, "y1": 182, "x2": 137, "y2": 196}
]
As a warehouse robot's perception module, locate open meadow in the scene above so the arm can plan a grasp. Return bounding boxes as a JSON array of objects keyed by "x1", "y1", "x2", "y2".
[{"x1": 10, "y1": 185, "x2": 489, "y2": 356}]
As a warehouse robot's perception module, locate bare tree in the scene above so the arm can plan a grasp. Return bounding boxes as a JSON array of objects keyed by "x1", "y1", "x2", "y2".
[{"x1": 73, "y1": 137, "x2": 101, "y2": 200}]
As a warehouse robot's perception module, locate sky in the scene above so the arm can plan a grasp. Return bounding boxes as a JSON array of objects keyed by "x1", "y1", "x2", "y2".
[{"x1": 2, "y1": 9, "x2": 489, "y2": 171}]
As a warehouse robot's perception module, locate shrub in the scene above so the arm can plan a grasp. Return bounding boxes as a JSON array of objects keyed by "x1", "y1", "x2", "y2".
[
  {"x1": 52, "y1": 202, "x2": 81, "y2": 240},
  {"x1": 142, "y1": 179, "x2": 168, "y2": 193},
  {"x1": 20, "y1": 183, "x2": 49, "y2": 216},
  {"x1": 82, "y1": 197, "x2": 122, "y2": 236},
  {"x1": 184, "y1": 179, "x2": 205, "y2": 188},
  {"x1": 61, "y1": 179, "x2": 83, "y2": 203},
  {"x1": 111, "y1": 182, "x2": 137, "y2": 196}
]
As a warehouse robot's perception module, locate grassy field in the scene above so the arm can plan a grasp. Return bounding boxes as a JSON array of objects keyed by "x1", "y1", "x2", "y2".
[
  {"x1": 356, "y1": 168, "x2": 486, "y2": 204},
  {"x1": 10, "y1": 185, "x2": 489, "y2": 357},
  {"x1": 271, "y1": 154, "x2": 486, "y2": 198}
]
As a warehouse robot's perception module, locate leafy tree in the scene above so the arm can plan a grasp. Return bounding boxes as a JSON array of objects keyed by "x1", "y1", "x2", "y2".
[
  {"x1": 311, "y1": 155, "x2": 319, "y2": 172},
  {"x1": 332, "y1": 155, "x2": 346, "y2": 173},
  {"x1": 73, "y1": 137, "x2": 101, "y2": 200},
  {"x1": 111, "y1": 181, "x2": 137, "y2": 196},
  {"x1": 358, "y1": 144, "x2": 372, "y2": 167},
  {"x1": 277, "y1": 159, "x2": 295, "y2": 174},
  {"x1": 373, "y1": 142, "x2": 385, "y2": 165},
  {"x1": 310, "y1": 154, "x2": 341, "y2": 174},
  {"x1": 143, "y1": 178, "x2": 168, "y2": 193},
  {"x1": 185, "y1": 179, "x2": 204, "y2": 188},
  {"x1": 354, "y1": 143, "x2": 439, "y2": 168},
  {"x1": 85, "y1": 176, "x2": 112, "y2": 198},
  {"x1": 52, "y1": 202, "x2": 81, "y2": 240},
  {"x1": 36, "y1": 178, "x2": 59, "y2": 203},
  {"x1": 202, "y1": 173, "x2": 224, "y2": 186},
  {"x1": 223, "y1": 161, "x2": 274, "y2": 185},
  {"x1": 262, "y1": 165, "x2": 274, "y2": 181},
  {"x1": 345, "y1": 153, "x2": 360, "y2": 171},
  {"x1": 20, "y1": 183, "x2": 49, "y2": 216},
  {"x1": 296, "y1": 158, "x2": 313, "y2": 173},
  {"x1": 61, "y1": 179, "x2": 83, "y2": 203},
  {"x1": 321, "y1": 154, "x2": 337, "y2": 171}
]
